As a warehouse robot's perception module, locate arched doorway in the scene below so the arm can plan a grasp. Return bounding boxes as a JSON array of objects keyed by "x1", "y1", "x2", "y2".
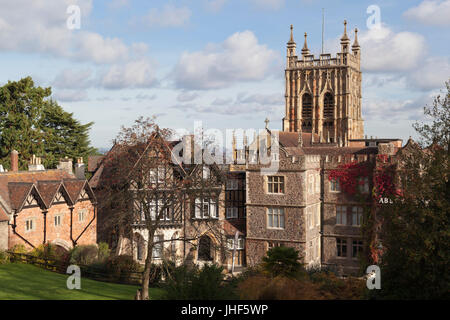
[{"x1": 198, "y1": 235, "x2": 213, "y2": 261}]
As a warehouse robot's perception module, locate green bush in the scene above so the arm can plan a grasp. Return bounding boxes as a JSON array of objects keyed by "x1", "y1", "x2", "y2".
[
  {"x1": 105, "y1": 255, "x2": 140, "y2": 282},
  {"x1": 0, "y1": 250, "x2": 9, "y2": 264},
  {"x1": 10, "y1": 244, "x2": 28, "y2": 254},
  {"x1": 97, "y1": 242, "x2": 110, "y2": 262},
  {"x1": 261, "y1": 246, "x2": 305, "y2": 278},
  {"x1": 162, "y1": 263, "x2": 237, "y2": 300},
  {"x1": 69, "y1": 245, "x2": 99, "y2": 265},
  {"x1": 31, "y1": 243, "x2": 59, "y2": 260}
]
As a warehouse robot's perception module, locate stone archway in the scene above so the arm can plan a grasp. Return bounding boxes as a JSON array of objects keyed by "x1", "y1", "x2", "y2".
[{"x1": 51, "y1": 239, "x2": 72, "y2": 254}]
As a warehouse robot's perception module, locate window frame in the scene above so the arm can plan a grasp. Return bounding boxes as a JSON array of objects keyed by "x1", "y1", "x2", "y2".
[
  {"x1": 336, "y1": 206, "x2": 347, "y2": 225},
  {"x1": 267, "y1": 175, "x2": 285, "y2": 194},
  {"x1": 336, "y1": 238, "x2": 347, "y2": 258},
  {"x1": 267, "y1": 207, "x2": 285, "y2": 229}
]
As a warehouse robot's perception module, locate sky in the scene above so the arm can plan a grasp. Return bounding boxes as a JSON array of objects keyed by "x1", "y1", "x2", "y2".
[{"x1": 0, "y1": 0, "x2": 449, "y2": 149}]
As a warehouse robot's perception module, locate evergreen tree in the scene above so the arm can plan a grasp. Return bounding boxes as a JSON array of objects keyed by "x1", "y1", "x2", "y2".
[{"x1": 0, "y1": 77, "x2": 96, "y2": 170}]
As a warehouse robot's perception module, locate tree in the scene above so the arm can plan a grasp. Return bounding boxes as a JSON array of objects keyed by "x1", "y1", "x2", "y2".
[
  {"x1": 96, "y1": 116, "x2": 227, "y2": 300},
  {"x1": 261, "y1": 246, "x2": 304, "y2": 278},
  {"x1": 373, "y1": 80, "x2": 450, "y2": 299},
  {"x1": 0, "y1": 77, "x2": 96, "y2": 170}
]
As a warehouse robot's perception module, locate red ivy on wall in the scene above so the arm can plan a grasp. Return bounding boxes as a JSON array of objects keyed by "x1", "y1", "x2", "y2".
[
  {"x1": 328, "y1": 156, "x2": 401, "y2": 265},
  {"x1": 328, "y1": 161, "x2": 371, "y2": 195}
]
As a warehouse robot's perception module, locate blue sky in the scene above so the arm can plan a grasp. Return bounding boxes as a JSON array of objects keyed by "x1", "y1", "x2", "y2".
[{"x1": 0, "y1": 0, "x2": 449, "y2": 149}]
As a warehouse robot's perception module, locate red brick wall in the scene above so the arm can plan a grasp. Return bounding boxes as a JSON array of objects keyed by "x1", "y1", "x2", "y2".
[{"x1": 8, "y1": 200, "x2": 96, "y2": 251}]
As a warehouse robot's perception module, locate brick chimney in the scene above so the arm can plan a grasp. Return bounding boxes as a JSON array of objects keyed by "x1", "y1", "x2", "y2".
[
  {"x1": 11, "y1": 150, "x2": 18, "y2": 172},
  {"x1": 74, "y1": 157, "x2": 86, "y2": 179}
]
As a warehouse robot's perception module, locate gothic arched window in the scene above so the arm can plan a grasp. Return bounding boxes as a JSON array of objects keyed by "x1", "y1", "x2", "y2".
[
  {"x1": 302, "y1": 94, "x2": 313, "y2": 129},
  {"x1": 323, "y1": 93, "x2": 334, "y2": 119}
]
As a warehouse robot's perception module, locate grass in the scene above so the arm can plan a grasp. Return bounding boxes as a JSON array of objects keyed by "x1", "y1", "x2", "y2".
[{"x1": 0, "y1": 263, "x2": 165, "y2": 300}]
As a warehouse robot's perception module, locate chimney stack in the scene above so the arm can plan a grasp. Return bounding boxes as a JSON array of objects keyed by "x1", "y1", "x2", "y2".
[
  {"x1": 57, "y1": 156, "x2": 73, "y2": 175},
  {"x1": 11, "y1": 150, "x2": 18, "y2": 172},
  {"x1": 74, "y1": 157, "x2": 86, "y2": 179},
  {"x1": 28, "y1": 155, "x2": 45, "y2": 171}
]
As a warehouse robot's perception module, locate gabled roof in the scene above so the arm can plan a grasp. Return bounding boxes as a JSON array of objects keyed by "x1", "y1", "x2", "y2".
[
  {"x1": 89, "y1": 134, "x2": 186, "y2": 189},
  {"x1": 0, "y1": 169, "x2": 92, "y2": 214},
  {"x1": 36, "y1": 181, "x2": 62, "y2": 208},
  {"x1": 64, "y1": 179, "x2": 96, "y2": 204},
  {"x1": 88, "y1": 155, "x2": 105, "y2": 172},
  {"x1": 8, "y1": 182, "x2": 34, "y2": 210}
]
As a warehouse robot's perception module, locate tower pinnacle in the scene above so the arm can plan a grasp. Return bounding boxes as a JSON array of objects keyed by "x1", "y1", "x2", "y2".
[
  {"x1": 302, "y1": 32, "x2": 310, "y2": 56},
  {"x1": 352, "y1": 28, "x2": 360, "y2": 49},
  {"x1": 340, "y1": 20, "x2": 350, "y2": 52}
]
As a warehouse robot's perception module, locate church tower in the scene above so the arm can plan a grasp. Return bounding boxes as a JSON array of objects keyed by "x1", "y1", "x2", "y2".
[{"x1": 282, "y1": 21, "x2": 364, "y2": 146}]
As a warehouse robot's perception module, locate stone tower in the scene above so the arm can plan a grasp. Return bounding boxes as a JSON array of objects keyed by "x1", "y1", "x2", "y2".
[{"x1": 282, "y1": 21, "x2": 364, "y2": 146}]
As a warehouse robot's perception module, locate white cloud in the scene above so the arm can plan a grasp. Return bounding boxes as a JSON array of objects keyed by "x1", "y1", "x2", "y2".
[
  {"x1": 177, "y1": 92, "x2": 199, "y2": 102},
  {"x1": 404, "y1": 0, "x2": 450, "y2": 26},
  {"x1": 144, "y1": 4, "x2": 191, "y2": 28},
  {"x1": 211, "y1": 97, "x2": 233, "y2": 106},
  {"x1": 248, "y1": 0, "x2": 285, "y2": 10},
  {"x1": 0, "y1": 0, "x2": 146, "y2": 65},
  {"x1": 359, "y1": 24, "x2": 427, "y2": 72},
  {"x1": 172, "y1": 92, "x2": 282, "y2": 116},
  {"x1": 100, "y1": 59, "x2": 158, "y2": 89},
  {"x1": 409, "y1": 57, "x2": 450, "y2": 90},
  {"x1": 205, "y1": 0, "x2": 228, "y2": 12},
  {"x1": 173, "y1": 31, "x2": 279, "y2": 90},
  {"x1": 52, "y1": 89, "x2": 89, "y2": 102},
  {"x1": 108, "y1": 0, "x2": 130, "y2": 9},
  {"x1": 52, "y1": 68, "x2": 93, "y2": 89},
  {"x1": 237, "y1": 92, "x2": 283, "y2": 105},
  {"x1": 73, "y1": 32, "x2": 129, "y2": 64}
]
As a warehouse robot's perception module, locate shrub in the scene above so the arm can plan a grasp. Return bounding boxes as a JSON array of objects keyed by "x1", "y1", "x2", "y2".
[
  {"x1": 97, "y1": 242, "x2": 110, "y2": 262},
  {"x1": 261, "y1": 246, "x2": 305, "y2": 278},
  {"x1": 10, "y1": 244, "x2": 28, "y2": 254},
  {"x1": 105, "y1": 255, "x2": 140, "y2": 282},
  {"x1": 31, "y1": 243, "x2": 59, "y2": 260},
  {"x1": 69, "y1": 245, "x2": 98, "y2": 265},
  {"x1": 162, "y1": 263, "x2": 237, "y2": 300},
  {"x1": 237, "y1": 270, "x2": 366, "y2": 300},
  {"x1": 0, "y1": 250, "x2": 9, "y2": 264}
]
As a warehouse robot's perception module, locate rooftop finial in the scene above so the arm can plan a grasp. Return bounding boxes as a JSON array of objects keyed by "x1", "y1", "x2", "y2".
[
  {"x1": 352, "y1": 27, "x2": 360, "y2": 49},
  {"x1": 288, "y1": 24, "x2": 295, "y2": 44},
  {"x1": 302, "y1": 32, "x2": 310, "y2": 55},
  {"x1": 341, "y1": 19, "x2": 350, "y2": 42}
]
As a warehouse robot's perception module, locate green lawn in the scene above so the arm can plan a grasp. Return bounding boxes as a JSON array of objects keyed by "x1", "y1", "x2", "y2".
[{"x1": 0, "y1": 263, "x2": 164, "y2": 300}]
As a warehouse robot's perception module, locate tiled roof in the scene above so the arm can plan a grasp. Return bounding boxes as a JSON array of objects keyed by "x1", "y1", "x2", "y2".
[
  {"x1": 88, "y1": 155, "x2": 105, "y2": 172},
  {"x1": 64, "y1": 179, "x2": 87, "y2": 203},
  {"x1": 0, "y1": 169, "x2": 92, "y2": 213},
  {"x1": 278, "y1": 132, "x2": 320, "y2": 148},
  {"x1": 36, "y1": 181, "x2": 62, "y2": 207},
  {"x1": 7, "y1": 182, "x2": 34, "y2": 210}
]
